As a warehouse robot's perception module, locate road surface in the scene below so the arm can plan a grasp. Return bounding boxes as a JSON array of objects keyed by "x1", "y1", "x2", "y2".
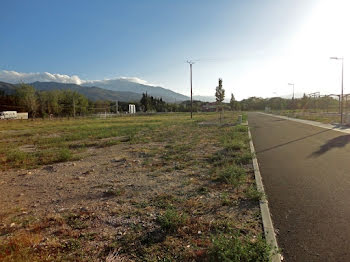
[{"x1": 248, "y1": 112, "x2": 350, "y2": 262}]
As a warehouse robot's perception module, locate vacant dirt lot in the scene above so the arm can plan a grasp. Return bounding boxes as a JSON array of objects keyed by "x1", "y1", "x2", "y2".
[{"x1": 0, "y1": 113, "x2": 270, "y2": 261}]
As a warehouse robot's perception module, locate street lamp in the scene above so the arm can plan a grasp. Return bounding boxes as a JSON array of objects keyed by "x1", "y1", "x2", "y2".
[
  {"x1": 187, "y1": 60, "x2": 195, "y2": 119},
  {"x1": 330, "y1": 57, "x2": 344, "y2": 124},
  {"x1": 288, "y1": 83, "x2": 295, "y2": 100},
  {"x1": 288, "y1": 83, "x2": 295, "y2": 110}
]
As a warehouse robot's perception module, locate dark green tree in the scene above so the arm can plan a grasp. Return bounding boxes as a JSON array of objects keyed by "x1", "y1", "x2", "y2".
[{"x1": 215, "y1": 78, "x2": 225, "y2": 122}]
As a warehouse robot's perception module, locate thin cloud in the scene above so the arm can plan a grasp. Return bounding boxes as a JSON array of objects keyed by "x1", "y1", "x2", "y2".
[
  {"x1": 0, "y1": 70, "x2": 84, "y2": 85},
  {"x1": 85, "y1": 76, "x2": 157, "y2": 87},
  {"x1": 0, "y1": 70, "x2": 158, "y2": 87}
]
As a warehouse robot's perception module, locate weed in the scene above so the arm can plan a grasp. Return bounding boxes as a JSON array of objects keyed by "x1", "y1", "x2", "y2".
[
  {"x1": 157, "y1": 209, "x2": 187, "y2": 232},
  {"x1": 0, "y1": 232, "x2": 44, "y2": 262},
  {"x1": 220, "y1": 192, "x2": 231, "y2": 206},
  {"x1": 208, "y1": 233, "x2": 272, "y2": 262},
  {"x1": 234, "y1": 151, "x2": 252, "y2": 165},
  {"x1": 245, "y1": 185, "x2": 265, "y2": 201},
  {"x1": 57, "y1": 148, "x2": 72, "y2": 162},
  {"x1": 217, "y1": 164, "x2": 246, "y2": 187},
  {"x1": 103, "y1": 187, "x2": 124, "y2": 197},
  {"x1": 198, "y1": 186, "x2": 209, "y2": 195},
  {"x1": 234, "y1": 125, "x2": 248, "y2": 132},
  {"x1": 63, "y1": 213, "x2": 88, "y2": 230},
  {"x1": 153, "y1": 194, "x2": 177, "y2": 209},
  {"x1": 225, "y1": 140, "x2": 246, "y2": 151}
]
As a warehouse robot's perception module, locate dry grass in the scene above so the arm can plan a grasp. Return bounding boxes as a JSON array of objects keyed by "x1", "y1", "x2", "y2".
[{"x1": 0, "y1": 112, "x2": 272, "y2": 261}]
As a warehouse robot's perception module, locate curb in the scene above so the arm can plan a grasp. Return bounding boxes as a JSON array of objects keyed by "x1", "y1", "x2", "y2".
[{"x1": 247, "y1": 122, "x2": 282, "y2": 262}]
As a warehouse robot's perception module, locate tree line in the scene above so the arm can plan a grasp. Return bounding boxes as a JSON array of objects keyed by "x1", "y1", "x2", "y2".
[
  {"x1": 0, "y1": 84, "x2": 133, "y2": 117},
  {"x1": 0, "y1": 84, "x2": 225, "y2": 117},
  {"x1": 239, "y1": 94, "x2": 339, "y2": 111},
  {"x1": 2, "y1": 83, "x2": 336, "y2": 118}
]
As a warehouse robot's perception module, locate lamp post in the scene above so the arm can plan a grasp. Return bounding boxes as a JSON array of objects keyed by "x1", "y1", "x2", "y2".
[
  {"x1": 187, "y1": 60, "x2": 195, "y2": 119},
  {"x1": 288, "y1": 83, "x2": 295, "y2": 100},
  {"x1": 330, "y1": 57, "x2": 344, "y2": 124},
  {"x1": 288, "y1": 83, "x2": 295, "y2": 109}
]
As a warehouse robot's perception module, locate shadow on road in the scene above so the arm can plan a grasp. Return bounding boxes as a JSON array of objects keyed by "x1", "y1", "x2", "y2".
[
  {"x1": 271, "y1": 119, "x2": 286, "y2": 122},
  {"x1": 256, "y1": 129, "x2": 331, "y2": 154},
  {"x1": 331, "y1": 124, "x2": 350, "y2": 130},
  {"x1": 309, "y1": 134, "x2": 350, "y2": 157}
]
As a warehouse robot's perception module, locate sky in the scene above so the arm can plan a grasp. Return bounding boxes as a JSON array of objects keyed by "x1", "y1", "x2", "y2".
[{"x1": 1, "y1": 0, "x2": 349, "y2": 100}]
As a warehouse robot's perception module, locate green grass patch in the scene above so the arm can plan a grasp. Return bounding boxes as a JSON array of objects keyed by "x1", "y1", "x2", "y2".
[
  {"x1": 216, "y1": 164, "x2": 247, "y2": 187},
  {"x1": 245, "y1": 185, "x2": 265, "y2": 201},
  {"x1": 157, "y1": 209, "x2": 188, "y2": 233},
  {"x1": 208, "y1": 233, "x2": 272, "y2": 262}
]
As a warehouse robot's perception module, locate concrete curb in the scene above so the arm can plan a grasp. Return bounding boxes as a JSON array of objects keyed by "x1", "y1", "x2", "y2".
[{"x1": 248, "y1": 122, "x2": 282, "y2": 262}]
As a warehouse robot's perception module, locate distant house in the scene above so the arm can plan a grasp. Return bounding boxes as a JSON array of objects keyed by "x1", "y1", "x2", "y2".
[{"x1": 201, "y1": 102, "x2": 217, "y2": 112}]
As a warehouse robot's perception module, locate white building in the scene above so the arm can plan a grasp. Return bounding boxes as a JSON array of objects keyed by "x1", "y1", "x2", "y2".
[{"x1": 129, "y1": 104, "x2": 136, "y2": 114}]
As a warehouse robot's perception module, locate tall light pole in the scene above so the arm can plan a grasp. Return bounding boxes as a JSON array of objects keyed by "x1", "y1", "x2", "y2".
[
  {"x1": 187, "y1": 60, "x2": 195, "y2": 119},
  {"x1": 330, "y1": 57, "x2": 344, "y2": 124},
  {"x1": 288, "y1": 83, "x2": 295, "y2": 100},
  {"x1": 288, "y1": 83, "x2": 295, "y2": 110}
]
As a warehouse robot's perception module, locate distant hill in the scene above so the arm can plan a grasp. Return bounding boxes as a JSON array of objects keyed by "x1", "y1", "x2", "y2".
[
  {"x1": 29, "y1": 82, "x2": 142, "y2": 102},
  {"x1": 0, "y1": 81, "x2": 17, "y2": 95},
  {"x1": 83, "y1": 79, "x2": 189, "y2": 103},
  {"x1": 0, "y1": 81, "x2": 142, "y2": 102},
  {"x1": 0, "y1": 80, "x2": 201, "y2": 103},
  {"x1": 193, "y1": 95, "x2": 216, "y2": 102},
  {"x1": 193, "y1": 95, "x2": 230, "y2": 103}
]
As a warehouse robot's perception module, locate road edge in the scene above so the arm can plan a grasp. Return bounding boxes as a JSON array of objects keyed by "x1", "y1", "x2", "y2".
[{"x1": 247, "y1": 122, "x2": 282, "y2": 262}]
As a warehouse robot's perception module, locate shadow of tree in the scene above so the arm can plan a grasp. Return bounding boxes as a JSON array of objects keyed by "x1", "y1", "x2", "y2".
[
  {"x1": 309, "y1": 135, "x2": 350, "y2": 157},
  {"x1": 257, "y1": 129, "x2": 331, "y2": 154}
]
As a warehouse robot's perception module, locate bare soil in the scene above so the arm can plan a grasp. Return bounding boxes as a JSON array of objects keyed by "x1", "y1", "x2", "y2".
[{"x1": 0, "y1": 117, "x2": 263, "y2": 261}]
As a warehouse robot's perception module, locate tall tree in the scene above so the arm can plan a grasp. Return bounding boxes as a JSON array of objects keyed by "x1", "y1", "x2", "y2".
[
  {"x1": 15, "y1": 84, "x2": 38, "y2": 117},
  {"x1": 230, "y1": 93, "x2": 236, "y2": 111},
  {"x1": 215, "y1": 78, "x2": 225, "y2": 122}
]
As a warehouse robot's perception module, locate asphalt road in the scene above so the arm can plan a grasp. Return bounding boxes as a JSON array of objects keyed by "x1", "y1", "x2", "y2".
[{"x1": 248, "y1": 112, "x2": 350, "y2": 262}]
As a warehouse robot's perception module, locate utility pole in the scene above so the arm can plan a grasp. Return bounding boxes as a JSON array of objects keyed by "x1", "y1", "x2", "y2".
[
  {"x1": 116, "y1": 100, "x2": 119, "y2": 114},
  {"x1": 187, "y1": 60, "x2": 195, "y2": 119}
]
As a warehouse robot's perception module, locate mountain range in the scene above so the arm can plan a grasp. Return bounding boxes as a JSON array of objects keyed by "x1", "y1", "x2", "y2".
[
  {"x1": 0, "y1": 80, "x2": 192, "y2": 103},
  {"x1": 0, "y1": 78, "x2": 224, "y2": 103},
  {"x1": 83, "y1": 79, "x2": 189, "y2": 102}
]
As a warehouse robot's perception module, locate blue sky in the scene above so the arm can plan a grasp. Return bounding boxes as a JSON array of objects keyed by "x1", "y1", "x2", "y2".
[{"x1": 1, "y1": 0, "x2": 348, "y2": 100}]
